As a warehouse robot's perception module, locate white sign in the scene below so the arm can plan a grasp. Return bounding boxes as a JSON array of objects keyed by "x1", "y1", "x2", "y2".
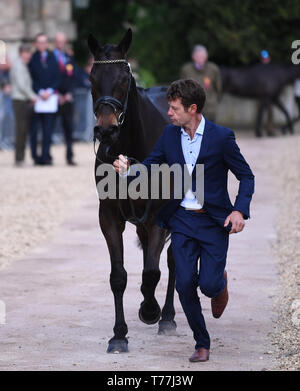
[{"x1": 34, "y1": 93, "x2": 58, "y2": 113}]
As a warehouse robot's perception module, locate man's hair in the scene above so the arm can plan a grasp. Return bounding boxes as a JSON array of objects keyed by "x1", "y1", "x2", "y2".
[
  {"x1": 19, "y1": 43, "x2": 32, "y2": 54},
  {"x1": 192, "y1": 44, "x2": 208, "y2": 57},
  {"x1": 34, "y1": 32, "x2": 47, "y2": 42},
  {"x1": 167, "y1": 79, "x2": 206, "y2": 113}
]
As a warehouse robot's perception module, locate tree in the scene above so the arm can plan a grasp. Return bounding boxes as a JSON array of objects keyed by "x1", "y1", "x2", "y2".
[{"x1": 73, "y1": 0, "x2": 300, "y2": 84}]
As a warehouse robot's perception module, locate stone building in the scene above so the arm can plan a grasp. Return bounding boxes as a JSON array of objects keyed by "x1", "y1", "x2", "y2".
[{"x1": 0, "y1": 0, "x2": 77, "y2": 60}]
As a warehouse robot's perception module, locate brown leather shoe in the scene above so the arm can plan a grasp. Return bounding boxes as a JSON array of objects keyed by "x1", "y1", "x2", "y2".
[
  {"x1": 189, "y1": 347, "x2": 210, "y2": 362},
  {"x1": 211, "y1": 271, "x2": 228, "y2": 318}
]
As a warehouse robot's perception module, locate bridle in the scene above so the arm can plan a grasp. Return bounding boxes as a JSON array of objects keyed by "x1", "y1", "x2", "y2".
[
  {"x1": 92, "y1": 58, "x2": 133, "y2": 164},
  {"x1": 92, "y1": 58, "x2": 152, "y2": 225},
  {"x1": 92, "y1": 59, "x2": 132, "y2": 126}
]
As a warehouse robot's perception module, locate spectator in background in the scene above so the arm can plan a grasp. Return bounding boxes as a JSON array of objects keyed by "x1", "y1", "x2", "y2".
[
  {"x1": 0, "y1": 57, "x2": 14, "y2": 149},
  {"x1": 260, "y1": 49, "x2": 271, "y2": 64},
  {"x1": 259, "y1": 50, "x2": 275, "y2": 136},
  {"x1": 0, "y1": 60, "x2": 11, "y2": 90},
  {"x1": 29, "y1": 33, "x2": 61, "y2": 165},
  {"x1": 73, "y1": 55, "x2": 94, "y2": 142},
  {"x1": 53, "y1": 32, "x2": 77, "y2": 165},
  {"x1": 74, "y1": 55, "x2": 93, "y2": 90},
  {"x1": 181, "y1": 45, "x2": 222, "y2": 121},
  {"x1": 10, "y1": 44, "x2": 37, "y2": 166}
]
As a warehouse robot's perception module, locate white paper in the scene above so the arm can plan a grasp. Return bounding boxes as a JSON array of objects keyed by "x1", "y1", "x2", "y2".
[{"x1": 34, "y1": 93, "x2": 58, "y2": 113}]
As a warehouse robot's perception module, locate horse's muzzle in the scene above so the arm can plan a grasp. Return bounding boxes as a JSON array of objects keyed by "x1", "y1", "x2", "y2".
[{"x1": 94, "y1": 125, "x2": 119, "y2": 142}]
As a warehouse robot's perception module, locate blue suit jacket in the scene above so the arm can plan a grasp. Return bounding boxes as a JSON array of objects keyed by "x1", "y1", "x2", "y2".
[
  {"x1": 29, "y1": 50, "x2": 61, "y2": 93},
  {"x1": 141, "y1": 119, "x2": 255, "y2": 230},
  {"x1": 53, "y1": 50, "x2": 76, "y2": 94}
]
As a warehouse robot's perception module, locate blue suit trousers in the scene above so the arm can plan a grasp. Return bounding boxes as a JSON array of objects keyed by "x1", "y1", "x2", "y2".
[
  {"x1": 30, "y1": 112, "x2": 56, "y2": 163},
  {"x1": 169, "y1": 207, "x2": 229, "y2": 349}
]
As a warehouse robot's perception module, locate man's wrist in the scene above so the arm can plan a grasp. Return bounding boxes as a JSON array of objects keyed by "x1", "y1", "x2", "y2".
[
  {"x1": 232, "y1": 210, "x2": 243, "y2": 217},
  {"x1": 119, "y1": 166, "x2": 130, "y2": 177}
]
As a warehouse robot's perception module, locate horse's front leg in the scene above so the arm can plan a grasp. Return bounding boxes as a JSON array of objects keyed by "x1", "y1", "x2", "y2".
[
  {"x1": 255, "y1": 100, "x2": 267, "y2": 137},
  {"x1": 137, "y1": 224, "x2": 164, "y2": 325},
  {"x1": 99, "y1": 204, "x2": 128, "y2": 353},
  {"x1": 274, "y1": 97, "x2": 294, "y2": 134}
]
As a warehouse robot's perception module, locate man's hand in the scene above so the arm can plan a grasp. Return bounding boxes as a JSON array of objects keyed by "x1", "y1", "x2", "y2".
[
  {"x1": 58, "y1": 94, "x2": 65, "y2": 105},
  {"x1": 40, "y1": 90, "x2": 51, "y2": 100},
  {"x1": 113, "y1": 154, "x2": 130, "y2": 174},
  {"x1": 64, "y1": 93, "x2": 73, "y2": 102},
  {"x1": 224, "y1": 211, "x2": 245, "y2": 234}
]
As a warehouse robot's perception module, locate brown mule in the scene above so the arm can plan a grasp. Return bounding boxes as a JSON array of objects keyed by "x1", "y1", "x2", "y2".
[{"x1": 189, "y1": 347, "x2": 210, "y2": 362}]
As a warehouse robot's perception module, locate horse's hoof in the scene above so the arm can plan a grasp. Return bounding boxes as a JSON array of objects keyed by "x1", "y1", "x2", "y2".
[
  {"x1": 107, "y1": 339, "x2": 128, "y2": 353},
  {"x1": 158, "y1": 320, "x2": 177, "y2": 336},
  {"x1": 138, "y1": 301, "x2": 161, "y2": 325}
]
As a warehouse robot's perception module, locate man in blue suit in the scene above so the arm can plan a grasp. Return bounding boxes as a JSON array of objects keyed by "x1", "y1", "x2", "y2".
[
  {"x1": 53, "y1": 32, "x2": 77, "y2": 165},
  {"x1": 29, "y1": 33, "x2": 61, "y2": 165},
  {"x1": 114, "y1": 79, "x2": 255, "y2": 363}
]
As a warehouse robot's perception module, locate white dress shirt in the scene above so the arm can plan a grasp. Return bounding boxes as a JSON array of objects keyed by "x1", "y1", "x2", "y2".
[{"x1": 180, "y1": 116, "x2": 205, "y2": 209}]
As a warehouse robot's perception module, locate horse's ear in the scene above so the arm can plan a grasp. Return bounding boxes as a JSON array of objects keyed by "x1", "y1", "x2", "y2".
[
  {"x1": 117, "y1": 28, "x2": 132, "y2": 55},
  {"x1": 87, "y1": 33, "x2": 101, "y2": 56}
]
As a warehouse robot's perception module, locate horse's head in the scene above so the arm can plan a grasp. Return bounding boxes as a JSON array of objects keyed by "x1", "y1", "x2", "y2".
[{"x1": 87, "y1": 29, "x2": 132, "y2": 144}]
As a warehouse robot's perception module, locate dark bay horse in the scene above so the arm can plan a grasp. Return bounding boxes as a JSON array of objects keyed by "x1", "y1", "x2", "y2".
[
  {"x1": 221, "y1": 63, "x2": 300, "y2": 137},
  {"x1": 87, "y1": 29, "x2": 177, "y2": 353}
]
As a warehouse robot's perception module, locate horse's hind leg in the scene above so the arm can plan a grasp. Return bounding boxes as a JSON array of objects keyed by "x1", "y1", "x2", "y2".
[
  {"x1": 158, "y1": 244, "x2": 177, "y2": 335},
  {"x1": 274, "y1": 97, "x2": 294, "y2": 134},
  {"x1": 99, "y1": 206, "x2": 128, "y2": 353}
]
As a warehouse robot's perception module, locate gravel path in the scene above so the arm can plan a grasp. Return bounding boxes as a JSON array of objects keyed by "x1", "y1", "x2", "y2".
[
  {"x1": 0, "y1": 143, "x2": 95, "y2": 271},
  {"x1": 0, "y1": 130, "x2": 299, "y2": 370},
  {"x1": 268, "y1": 133, "x2": 300, "y2": 370}
]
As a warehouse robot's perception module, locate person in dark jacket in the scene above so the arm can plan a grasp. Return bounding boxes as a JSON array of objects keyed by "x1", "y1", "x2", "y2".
[
  {"x1": 114, "y1": 79, "x2": 255, "y2": 363},
  {"x1": 73, "y1": 55, "x2": 94, "y2": 142},
  {"x1": 53, "y1": 32, "x2": 77, "y2": 165},
  {"x1": 181, "y1": 45, "x2": 222, "y2": 121},
  {"x1": 29, "y1": 33, "x2": 61, "y2": 165}
]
